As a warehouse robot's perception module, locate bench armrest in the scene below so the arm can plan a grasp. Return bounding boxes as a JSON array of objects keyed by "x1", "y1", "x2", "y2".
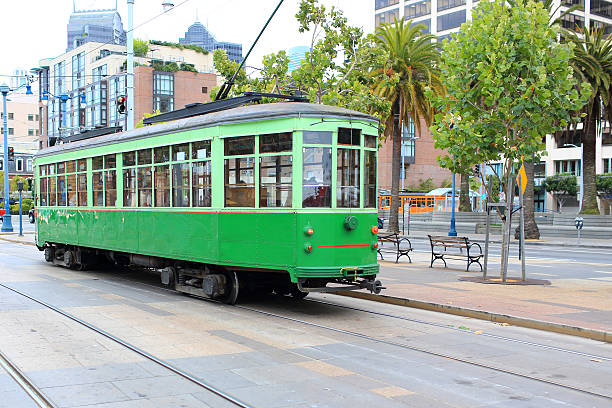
[{"x1": 468, "y1": 241, "x2": 482, "y2": 254}]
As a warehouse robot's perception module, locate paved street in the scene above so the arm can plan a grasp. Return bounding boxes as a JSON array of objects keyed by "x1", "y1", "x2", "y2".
[{"x1": 0, "y1": 239, "x2": 611, "y2": 407}]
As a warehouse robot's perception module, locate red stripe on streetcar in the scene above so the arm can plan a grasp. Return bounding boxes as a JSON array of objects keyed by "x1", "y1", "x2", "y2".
[{"x1": 316, "y1": 244, "x2": 371, "y2": 248}]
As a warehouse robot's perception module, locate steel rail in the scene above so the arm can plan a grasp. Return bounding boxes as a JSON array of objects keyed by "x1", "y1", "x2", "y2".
[
  {"x1": 234, "y1": 304, "x2": 612, "y2": 402},
  {"x1": 0, "y1": 283, "x2": 253, "y2": 408},
  {"x1": 305, "y1": 298, "x2": 612, "y2": 361},
  {"x1": 0, "y1": 349, "x2": 58, "y2": 408}
]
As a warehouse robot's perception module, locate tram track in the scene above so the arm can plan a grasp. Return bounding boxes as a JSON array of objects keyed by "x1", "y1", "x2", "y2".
[
  {"x1": 0, "y1": 282, "x2": 253, "y2": 408},
  {"x1": 2, "y1": 246, "x2": 611, "y2": 404},
  {"x1": 0, "y1": 349, "x2": 58, "y2": 408},
  {"x1": 86, "y1": 273, "x2": 612, "y2": 401}
]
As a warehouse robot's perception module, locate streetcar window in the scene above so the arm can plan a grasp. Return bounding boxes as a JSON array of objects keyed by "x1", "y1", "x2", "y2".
[
  {"x1": 303, "y1": 131, "x2": 332, "y2": 145},
  {"x1": 138, "y1": 167, "x2": 153, "y2": 207},
  {"x1": 259, "y1": 132, "x2": 292, "y2": 153},
  {"x1": 40, "y1": 165, "x2": 47, "y2": 176},
  {"x1": 337, "y1": 148, "x2": 360, "y2": 208},
  {"x1": 58, "y1": 176, "x2": 67, "y2": 206},
  {"x1": 66, "y1": 174, "x2": 77, "y2": 206},
  {"x1": 154, "y1": 165, "x2": 170, "y2": 207},
  {"x1": 123, "y1": 168, "x2": 137, "y2": 207},
  {"x1": 123, "y1": 151, "x2": 136, "y2": 167},
  {"x1": 77, "y1": 159, "x2": 87, "y2": 172},
  {"x1": 364, "y1": 151, "x2": 377, "y2": 208},
  {"x1": 260, "y1": 155, "x2": 292, "y2": 207},
  {"x1": 338, "y1": 128, "x2": 361, "y2": 146},
  {"x1": 48, "y1": 164, "x2": 55, "y2": 175},
  {"x1": 154, "y1": 146, "x2": 170, "y2": 163},
  {"x1": 93, "y1": 172, "x2": 104, "y2": 206},
  {"x1": 192, "y1": 161, "x2": 211, "y2": 207},
  {"x1": 172, "y1": 163, "x2": 190, "y2": 207},
  {"x1": 302, "y1": 147, "x2": 332, "y2": 207},
  {"x1": 225, "y1": 157, "x2": 255, "y2": 207},
  {"x1": 138, "y1": 149, "x2": 152, "y2": 165},
  {"x1": 57, "y1": 162, "x2": 65, "y2": 174},
  {"x1": 172, "y1": 143, "x2": 190, "y2": 161},
  {"x1": 77, "y1": 172, "x2": 87, "y2": 206},
  {"x1": 192, "y1": 140, "x2": 211, "y2": 159},
  {"x1": 365, "y1": 135, "x2": 377, "y2": 149},
  {"x1": 48, "y1": 177, "x2": 57, "y2": 206},
  {"x1": 66, "y1": 160, "x2": 76, "y2": 173},
  {"x1": 93, "y1": 156, "x2": 103, "y2": 170},
  {"x1": 225, "y1": 136, "x2": 254, "y2": 156},
  {"x1": 104, "y1": 154, "x2": 116, "y2": 169},
  {"x1": 40, "y1": 178, "x2": 48, "y2": 206},
  {"x1": 105, "y1": 170, "x2": 117, "y2": 206}
]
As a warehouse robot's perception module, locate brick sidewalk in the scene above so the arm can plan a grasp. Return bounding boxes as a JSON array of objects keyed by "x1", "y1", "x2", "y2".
[{"x1": 353, "y1": 253, "x2": 612, "y2": 339}]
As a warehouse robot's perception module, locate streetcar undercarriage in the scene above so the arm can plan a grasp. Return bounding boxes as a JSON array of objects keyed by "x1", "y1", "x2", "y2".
[{"x1": 39, "y1": 243, "x2": 383, "y2": 305}]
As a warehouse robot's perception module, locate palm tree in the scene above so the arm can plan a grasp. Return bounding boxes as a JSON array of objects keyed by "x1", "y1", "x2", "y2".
[
  {"x1": 371, "y1": 19, "x2": 443, "y2": 232},
  {"x1": 567, "y1": 29, "x2": 612, "y2": 214}
]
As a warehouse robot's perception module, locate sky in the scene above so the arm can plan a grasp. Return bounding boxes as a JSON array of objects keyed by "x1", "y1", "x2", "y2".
[{"x1": 0, "y1": 0, "x2": 374, "y2": 85}]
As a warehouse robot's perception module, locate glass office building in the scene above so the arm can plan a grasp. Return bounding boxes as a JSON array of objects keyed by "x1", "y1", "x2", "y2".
[{"x1": 179, "y1": 21, "x2": 243, "y2": 64}]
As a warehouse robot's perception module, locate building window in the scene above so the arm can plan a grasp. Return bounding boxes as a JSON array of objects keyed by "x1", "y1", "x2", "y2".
[
  {"x1": 590, "y1": 19, "x2": 612, "y2": 35},
  {"x1": 437, "y1": 9, "x2": 466, "y2": 31},
  {"x1": 554, "y1": 160, "x2": 581, "y2": 176},
  {"x1": 562, "y1": 14, "x2": 585, "y2": 30},
  {"x1": 16, "y1": 159, "x2": 23, "y2": 172},
  {"x1": 54, "y1": 61, "x2": 65, "y2": 94},
  {"x1": 28, "y1": 129, "x2": 34, "y2": 136},
  {"x1": 591, "y1": 0, "x2": 612, "y2": 18},
  {"x1": 438, "y1": 0, "x2": 466, "y2": 11},
  {"x1": 405, "y1": 0, "x2": 431, "y2": 19},
  {"x1": 202, "y1": 86, "x2": 208, "y2": 94},
  {"x1": 375, "y1": 8, "x2": 400, "y2": 27},
  {"x1": 153, "y1": 72, "x2": 174, "y2": 113},
  {"x1": 604, "y1": 158, "x2": 612, "y2": 173},
  {"x1": 375, "y1": 0, "x2": 399, "y2": 9},
  {"x1": 27, "y1": 159, "x2": 33, "y2": 172}
]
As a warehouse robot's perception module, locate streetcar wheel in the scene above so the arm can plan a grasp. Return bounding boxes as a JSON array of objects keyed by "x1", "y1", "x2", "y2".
[
  {"x1": 44, "y1": 247, "x2": 54, "y2": 263},
  {"x1": 64, "y1": 251, "x2": 75, "y2": 268},
  {"x1": 221, "y1": 271, "x2": 240, "y2": 305},
  {"x1": 289, "y1": 284, "x2": 309, "y2": 300}
]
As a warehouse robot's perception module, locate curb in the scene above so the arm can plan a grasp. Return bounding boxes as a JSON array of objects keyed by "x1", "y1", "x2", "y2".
[
  {"x1": 404, "y1": 234, "x2": 612, "y2": 250},
  {"x1": 0, "y1": 236, "x2": 36, "y2": 246},
  {"x1": 335, "y1": 291, "x2": 611, "y2": 343}
]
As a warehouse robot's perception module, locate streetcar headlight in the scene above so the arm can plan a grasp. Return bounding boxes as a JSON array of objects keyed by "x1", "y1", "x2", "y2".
[
  {"x1": 304, "y1": 243, "x2": 313, "y2": 253},
  {"x1": 372, "y1": 226, "x2": 379, "y2": 234}
]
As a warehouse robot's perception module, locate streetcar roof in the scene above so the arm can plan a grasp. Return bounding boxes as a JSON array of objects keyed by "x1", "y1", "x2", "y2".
[{"x1": 36, "y1": 102, "x2": 379, "y2": 159}]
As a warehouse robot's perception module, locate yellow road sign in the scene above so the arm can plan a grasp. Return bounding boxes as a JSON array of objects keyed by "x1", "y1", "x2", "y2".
[{"x1": 516, "y1": 163, "x2": 527, "y2": 195}]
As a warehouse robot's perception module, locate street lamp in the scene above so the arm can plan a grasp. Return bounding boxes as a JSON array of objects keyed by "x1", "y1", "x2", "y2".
[
  {"x1": 563, "y1": 143, "x2": 583, "y2": 212},
  {"x1": 41, "y1": 91, "x2": 86, "y2": 143},
  {"x1": 1, "y1": 83, "x2": 12, "y2": 232}
]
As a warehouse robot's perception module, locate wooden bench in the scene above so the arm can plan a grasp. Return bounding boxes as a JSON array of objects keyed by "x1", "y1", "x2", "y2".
[
  {"x1": 377, "y1": 233, "x2": 413, "y2": 263},
  {"x1": 428, "y1": 235, "x2": 482, "y2": 271}
]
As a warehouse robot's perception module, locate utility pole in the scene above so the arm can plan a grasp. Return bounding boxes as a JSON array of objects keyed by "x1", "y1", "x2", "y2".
[
  {"x1": 126, "y1": 0, "x2": 135, "y2": 131},
  {"x1": 1, "y1": 84, "x2": 13, "y2": 232}
]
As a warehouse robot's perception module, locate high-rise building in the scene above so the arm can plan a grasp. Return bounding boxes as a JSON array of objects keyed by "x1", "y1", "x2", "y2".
[
  {"x1": 67, "y1": 8, "x2": 126, "y2": 51},
  {"x1": 287, "y1": 46, "x2": 309, "y2": 72},
  {"x1": 37, "y1": 41, "x2": 217, "y2": 149},
  {"x1": 375, "y1": 0, "x2": 612, "y2": 44},
  {"x1": 374, "y1": 0, "x2": 612, "y2": 213},
  {"x1": 179, "y1": 21, "x2": 243, "y2": 64}
]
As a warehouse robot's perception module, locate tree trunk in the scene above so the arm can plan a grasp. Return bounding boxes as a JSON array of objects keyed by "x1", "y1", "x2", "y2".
[
  {"x1": 459, "y1": 173, "x2": 471, "y2": 212},
  {"x1": 515, "y1": 160, "x2": 540, "y2": 239},
  {"x1": 388, "y1": 101, "x2": 401, "y2": 233},
  {"x1": 581, "y1": 101, "x2": 600, "y2": 214}
]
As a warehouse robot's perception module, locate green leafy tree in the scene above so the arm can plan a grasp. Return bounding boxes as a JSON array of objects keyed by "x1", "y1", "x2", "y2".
[
  {"x1": 566, "y1": 29, "x2": 612, "y2": 214},
  {"x1": 597, "y1": 174, "x2": 612, "y2": 194},
  {"x1": 371, "y1": 18, "x2": 443, "y2": 232},
  {"x1": 133, "y1": 39, "x2": 149, "y2": 57},
  {"x1": 428, "y1": 0, "x2": 590, "y2": 273},
  {"x1": 543, "y1": 174, "x2": 577, "y2": 212},
  {"x1": 136, "y1": 110, "x2": 162, "y2": 128}
]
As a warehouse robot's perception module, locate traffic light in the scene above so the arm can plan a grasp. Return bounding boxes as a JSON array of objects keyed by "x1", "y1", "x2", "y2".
[
  {"x1": 116, "y1": 96, "x2": 126, "y2": 114},
  {"x1": 8, "y1": 147, "x2": 14, "y2": 161}
]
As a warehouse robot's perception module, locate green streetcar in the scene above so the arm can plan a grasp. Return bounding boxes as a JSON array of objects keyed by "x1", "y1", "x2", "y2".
[{"x1": 34, "y1": 101, "x2": 382, "y2": 303}]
